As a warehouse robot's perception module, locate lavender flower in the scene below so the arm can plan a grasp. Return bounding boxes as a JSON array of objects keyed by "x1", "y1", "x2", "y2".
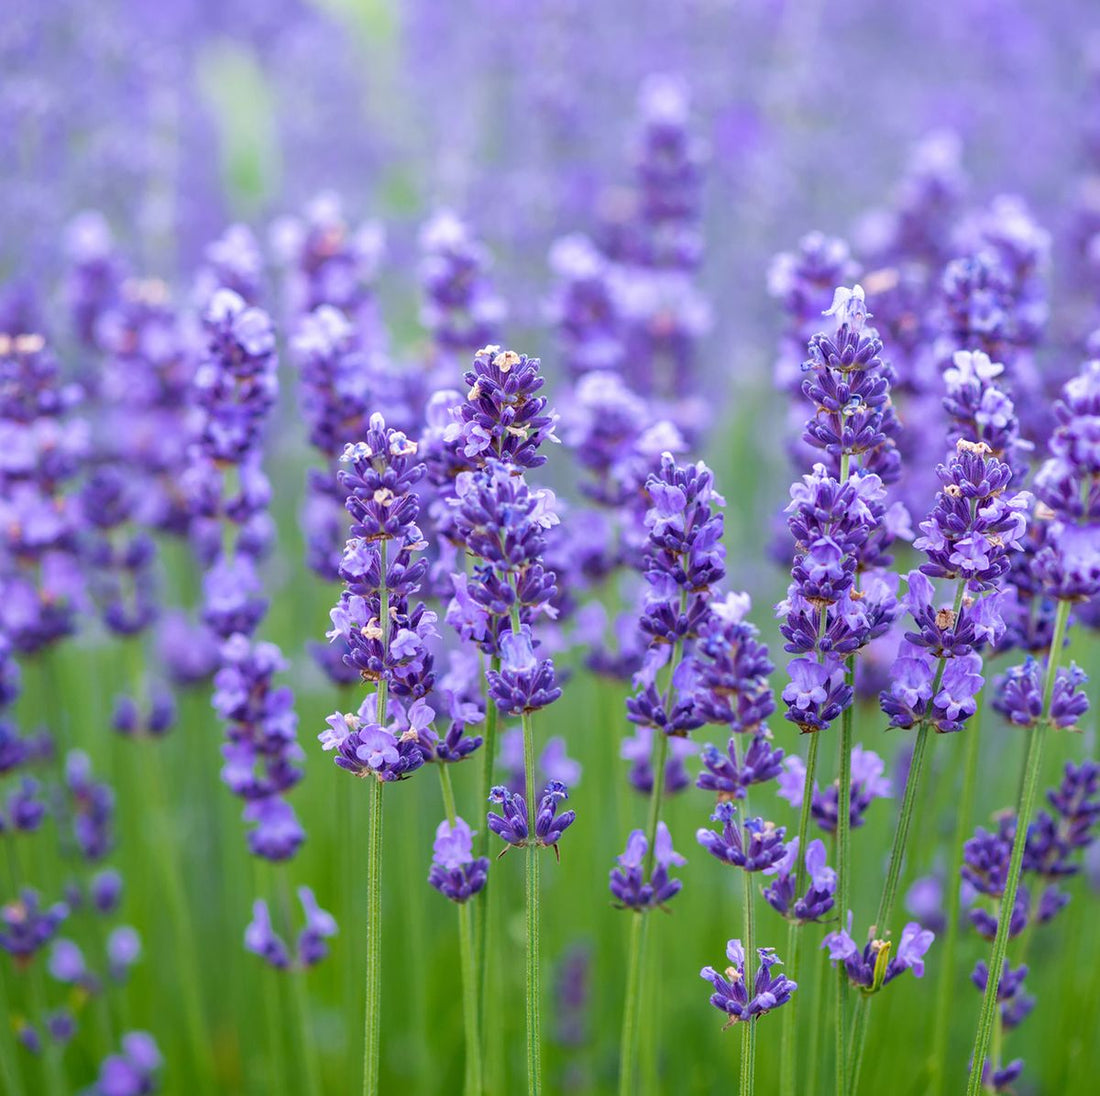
[
  {"x1": 608, "y1": 822, "x2": 686, "y2": 910},
  {"x1": 823, "y1": 915, "x2": 934, "y2": 992},
  {"x1": 428, "y1": 817, "x2": 489, "y2": 904},
  {"x1": 776, "y1": 746, "x2": 891, "y2": 833},
  {"x1": 993, "y1": 658, "x2": 1090, "y2": 730},
  {"x1": 488, "y1": 781, "x2": 575, "y2": 858},
  {"x1": 92, "y1": 1031, "x2": 162, "y2": 1095},
  {"x1": 696, "y1": 803, "x2": 786, "y2": 872},
  {"x1": 761, "y1": 837, "x2": 837, "y2": 922},
  {"x1": 700, "y1": 941, "x2": 797, "y2": 1026}
]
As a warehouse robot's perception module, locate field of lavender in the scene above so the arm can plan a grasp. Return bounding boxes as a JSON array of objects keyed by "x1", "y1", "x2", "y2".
[{"x1": 2, "y1": 2, "x2": 1099, "y2": 1094}]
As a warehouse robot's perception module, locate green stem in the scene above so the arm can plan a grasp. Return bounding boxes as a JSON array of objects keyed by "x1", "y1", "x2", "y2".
[
  {"x1": 849, "y1": 580, "x2": 968, "y2": 1091},
  {"x1": 966, "y1": 600, "x2": 1071, "y2": 1096},
  {"x1": 835, "y1": 658, "x2": 854, "y2": 1096},
  {"x1": 28, "y1": 959, "x2": 64, "y2": 1096},
  {"x1": 522, "y1": 708, "x2": 542, "y2": 1096},
  {"x1": 142, "y1": 742, "x2": 215, "y2": 1083},
  {"x1": 618, "y1": 912, "x2": 648, "y2": 1096},
  {"x1": 805, "y1": 943, "x2": 829, "y2": 1096},
  {"x1": 778, "y1": 730, "x2": 820, "y2": 1096},
  {"x1": 458, "y1": 901, "x2": 484, "y2": 1096},
  {"x1": 476, "y1": 653, "x2": 500, "y2": 1084},
  {"x1": 741, "y1": 859, "x2": 757, "y2": 1096},
  {"x1": 928, "y1": 691, "x2": 984, "y2": 1096},
  {"x1": 438, "y1": 765, "x2": 483, "y2": 1096},
  {"x1": 279, "y1": 868, "x2": 322, "y2": 1096},
  {"x1": 363, "y1": 777, "x2": 384, "y2": 1096}
]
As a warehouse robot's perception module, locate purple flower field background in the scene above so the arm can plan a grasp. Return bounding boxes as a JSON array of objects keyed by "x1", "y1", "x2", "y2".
[{"x1": 1, "y1": 1, "x2": 1099, "y2": 1094}]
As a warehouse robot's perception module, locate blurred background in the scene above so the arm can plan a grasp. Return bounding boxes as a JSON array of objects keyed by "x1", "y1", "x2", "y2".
[{"x1": 2, "y1": 1, "x2": 1099, "y2": 1094}]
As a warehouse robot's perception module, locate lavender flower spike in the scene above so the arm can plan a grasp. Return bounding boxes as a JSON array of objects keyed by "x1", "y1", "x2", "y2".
[
  {"x1": 700, "y1": 940, "x2": 797, "y2": 1027},
  {"x1": 609, "y1": 822, "x2": 686, "y2": 911},
  {"x1": 428, "y1": 817, "x2": 489, "y2": 904}
]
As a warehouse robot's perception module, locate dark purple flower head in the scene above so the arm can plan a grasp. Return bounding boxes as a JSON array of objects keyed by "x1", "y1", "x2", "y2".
[
  {"x1": 245, "y1": 899, "x2": 290, "y2": 969},
  {"x1": 994, "y1": 658, "x2": 1090, "y2": 730},
  {"x1": 608, "y1": 822, "x2": 686, "y2": 910},
  {"x1": 0, "y1": 888, "x2": 69, "y2": 961},
  {"x1": 320, "y1": 699, "x2": 426, "y2": 783},
  {"x1": 457, "y1": 345, "x2": 556, "y2": 470},
  {"x1": 296, "y1": 887, "x2": 338, "y2": 967},
  {"x1": 762, "y1": 837, "x2": 837, "y2": 922},
  {"x1": 823, "y1": 914, "x2": 934, "y2": 991},
  {"x1": 776, "y1": 745, "x2": 892, "y2": 832},
  {"x1": 700, "y1": 941, "x2": 797, "y2": 1026},
  {"x1": 487, "y1": 781, "x2": 575, "y2": 857},
  {"x1": 913, "y1": 439, "x2": 1030, "y2": 592},
  {"x1": 697, "y1": 730, "x2": 784, "y2": 801},
  {"x1": 92, "y1": 1031, "x2": 162, "y2": 1096},
  {"x1": 242, "y1": 797, "x2": 305, "y2": 862},
  {"x1": 65, "y1": 751, "x2": 114, "y2": 861},
  {"x1": 420, "y1": 214, "x2": 506, "y2": 360},
  {"x1": 194, "y1": 289, "x2": 278, "y2": 464},
  {"x1": 428, "y1": 817, "x2": 489, "y2": 904},
  {"x1": 486, "y1": 626, "x2": 562, "y2": 715},
  {"x1": 781, "y1": 656, "x2": 852, "y2": 734},
  {"x1": 696, "y1": 803, "x2": 787, "y2": 872},
  {"x1": 621, "y1": 726, "x2": 695, "y2": 796}
]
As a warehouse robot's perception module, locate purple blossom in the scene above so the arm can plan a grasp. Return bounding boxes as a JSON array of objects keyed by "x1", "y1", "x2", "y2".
[
  {"x1": 608, "y1": 822, "x2": 686, "y2": 910},
  {"x1": 823, "y1": 914, "x2": 934, "y2": 991},
  {"x1": 700, "y1": 940, "x2": 797, "y2": 1026},
  {"x1": 428, "y1": 817, "x2": 489, "y2": 904},
  {"x1": 696, "y1": 802, "x2": 786, "y2": 872},
  {"x1": 761, "y1": 837, "x2": 837, "y2": 922}
]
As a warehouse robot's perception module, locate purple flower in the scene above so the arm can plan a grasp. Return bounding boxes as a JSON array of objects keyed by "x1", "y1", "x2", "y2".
[
  {"x1": 781, "y1": 657, "x2": 852, "y2": 734},
  {"x1": 823, "y1": 914, "x2": 934, "y2": 991},
  {"x1": 994, "y1": 658, "x2": 1090, "y2": 730},
  {"x1": 696, "y1": 802, "x2": 787, "y2": 872},
  {"x1": 700, "y1": 941, "x2": 797, "y2": 1026},
  {"x1": 697, "y1": 731, "x2": 785, "y2": 801},
  {"x1": 428, "y1": 817, "x2": 490, "y2": 904},
  {"x1": 296, "y1": 888, "x2": 338, "y2": 966},
  {"x1": 244, "y1": 899, "x2": 290, "y2": 970},
  {"x1": 762, "y1": 837, "x2": 837, "y2": 922},
  {"x1": 0, "y1": 889, "x2": 69, "y2": 959},
  {"x1": 92, "y1": 1031, "x2": 162, "y2": 1096},
  {"x1": 621, "y1": 726, "x2": 695, "y2": 796},
  {"x1": 609, "y1": 822, "x2": 686, "y2": 910}
]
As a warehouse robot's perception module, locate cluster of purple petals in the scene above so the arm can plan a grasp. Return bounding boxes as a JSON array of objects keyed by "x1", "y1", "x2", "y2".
[
  {"x1": 487, "y1": 780, "x2": 575, "y2": 857},
  {"x1": 700, "y1": 940, "x2": 796, "y2": 1026},
  {"x1": 621, "y1": 726, "x2": 695, "y2": 796},
  {"x1": 244, "y1": 887, "x2": 337, "y2": 970},
  {"x1": 419, "y1": 213, "x2": 506, "y2": 368},
  {"x1": 0, "y1": 332, "x2": 87, "y2": 655},
  {"x1": 696, "y1": 803, "x2": 786, "y2": 872},
  {"x1": 427, "y1": 817, "x2": 489, "y2": 904},
  {"x1": 90, "y1": 1031, "x2": 162, "y2": 1096},
  {"x1": 761, "y1": 837, "x2": 837, "y2": 923},
  {"x1": 326, "y1": 416, "x2": 438, "y2": 713},
  {"x1": 64, "y1": 751, "x2": 115, "y2": 861},
  {"x1": 271, "y1": 191, "x2": 384, "y2": 335},
  {"x1": 697, "y1": 731, "x2": 784, "y2": 802},
  {"x1": 775, "y1": 745, "x2": 892, "y2": 834},
  {"x1": 993, "y1": 658, "x2": 1090, "y2": 729},
  {"x1": 962, "y1": 761, "x2": 1100, "y2": 941},
  {"x1": 822, "y1": 915, "x2": 935, "y2": 991},
  {"x1": 1033, "y1": 361, "x2": 1100, "y2": 601},
  {"x1": 608, "y1": 822, "x2": 685, "y2": 910},
  {"x1": 1, "y1": 889, "x2": 69, "y2": 960},
  {"x1": 214, "y1": 636, "x2": 305, "y2": 861},
  {"x1": 320, "y1": 695, "x2": 428, "y2": 783}
]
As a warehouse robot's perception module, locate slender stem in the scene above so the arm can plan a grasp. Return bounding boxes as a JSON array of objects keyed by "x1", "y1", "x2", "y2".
[
  {"x1": 928, "y1": 691, "x2": 984, "y2": 1096},
  {"x1": 439, "y1": 763, "x2": 458, "y2": 826},
  {"x1": 363, "y1": 777, "x2": 384, "y2": 1096},
  {"x1": 438, "y1": 764, "x2": 483, "y2": 1096},
  {"x1": 805, "y1": 944, "x2": 829, "y2": 1096},
  {"x1": 618, "y1": 913, "x2": 648, "y2": 1096},
  {"x1": 362, "y1": 539, "x2": 390, "y2": 1096},
  {"x1": 521, "y1": 708, "x2": 542, "y2": 1096},
  {"x1": 966, "y1": 600, "x2": 1071, "y2": 1096},
  {"x1": 778, "y1": 917, "x2": 802, "y2": 1096},
  {"x1": 458, "y1": 902, "x2": 484, "y2": 1096},
  {"x1": 279, "y1": 868, "x2": 322, "y2": 1096},
  {"x1": 741, "y1": 856, "x2": 757, "y2": 1096},
  {"x1": 28, "y1": 959, "x2": 64, "y2": 1096},
  {"x1": 0, "y1": 954, "x2": 25, "y2": 1096},
  {"x1": 476, "y1": 653, "x2": 500, "y2": 1080},
  {"x1": 142, "y1": 741, "x2": 215, "y2": 1083},
  {"x1": 835, "y1": 659, "x2": 854, "y2": 1096},
  {"x1": 849, "y1": 580, "x2": 968, "y2": 1090}
]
